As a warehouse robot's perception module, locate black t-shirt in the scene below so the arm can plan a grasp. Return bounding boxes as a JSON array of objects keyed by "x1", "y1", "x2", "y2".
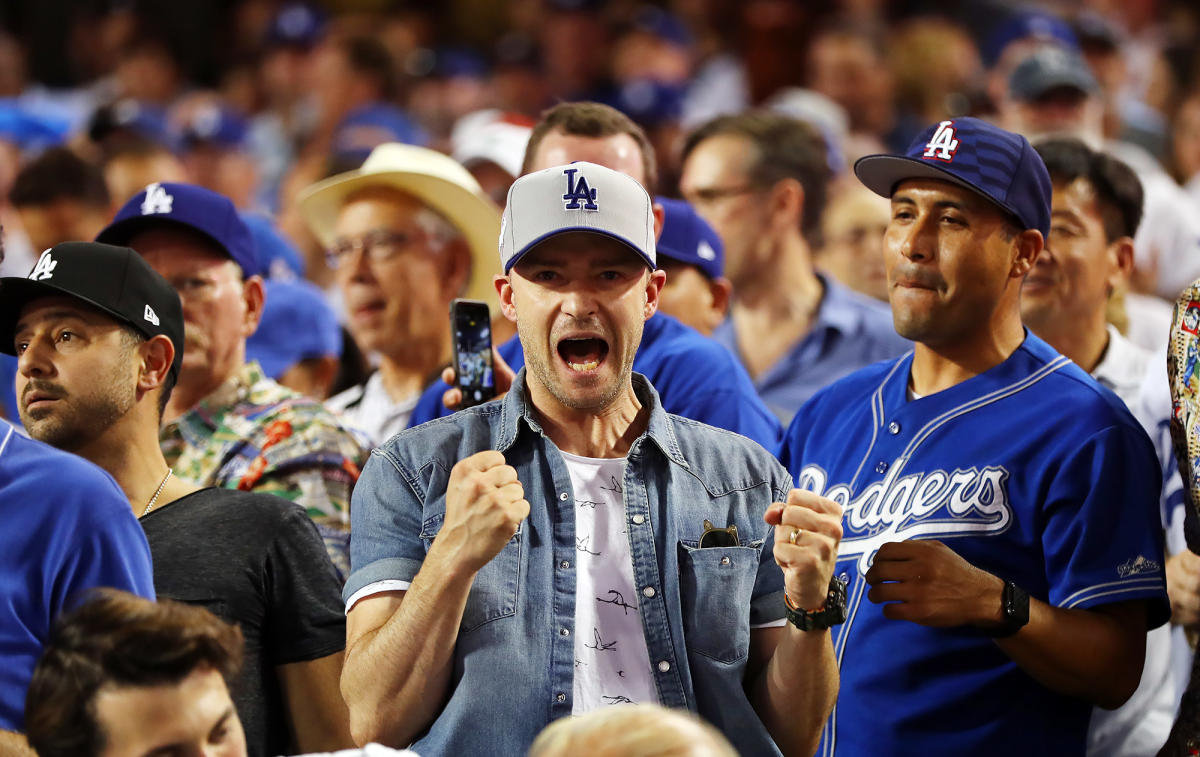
[{"x1": 140, "y1": 488, "x2": 346, "y2": 757}]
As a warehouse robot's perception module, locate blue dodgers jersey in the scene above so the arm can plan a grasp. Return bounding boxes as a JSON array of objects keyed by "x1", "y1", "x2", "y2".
[
  {"x1": 410, "y1": 311, "x2": 783, "y2": 450},
  {"x1": 0, "y1": 422, "x2": 156, "y2": 730},
  {"x1": 778, "y1": 333, "x2": 1169, "y2": 757}
]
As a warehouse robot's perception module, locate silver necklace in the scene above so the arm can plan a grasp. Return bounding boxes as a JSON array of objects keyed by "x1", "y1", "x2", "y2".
[{"x1": 141, "y1": 469, "x2": 173, "y2": 517}]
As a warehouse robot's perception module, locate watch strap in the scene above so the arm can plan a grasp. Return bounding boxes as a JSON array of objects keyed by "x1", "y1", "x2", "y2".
[
  {"x1": 785, "y1": 576, "x2": 848, "y2": 631},
  {"x1": 985, "y1": 580, "x2": 1029, "y2": 638}
]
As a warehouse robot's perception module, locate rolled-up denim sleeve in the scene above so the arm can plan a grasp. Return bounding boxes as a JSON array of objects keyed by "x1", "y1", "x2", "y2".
[
  {"x1": 343, "y1": 447, "x2": 427, "y2": 605},
  {"x1": 749, "y1": 477, "x2": 790, "y2": 626}
]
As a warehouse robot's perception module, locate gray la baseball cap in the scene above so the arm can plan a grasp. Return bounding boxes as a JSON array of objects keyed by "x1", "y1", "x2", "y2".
[{"x1": 499, "y1": 161, "x2": 656, "y2": 272}]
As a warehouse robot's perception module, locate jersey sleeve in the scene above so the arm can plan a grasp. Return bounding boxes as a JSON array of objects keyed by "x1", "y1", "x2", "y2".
[
  {"x1": 263, "y1": 505, "x2": 347, "y2": 665},
  {"x1": 344, "y1": 447, "x2": 429, "y2": 605},
  {"x1": 1042, "y1": 423, "x2": 1170, "y2": 628},
  {"x1": 668, "y1": 388, "x2": 782, "y2": 452}
]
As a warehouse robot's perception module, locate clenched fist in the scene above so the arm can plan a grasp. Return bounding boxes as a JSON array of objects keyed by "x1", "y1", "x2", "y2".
[
  {"x1": 765, "y1": 489, "x2": 843, "y2": 610},
  {"x1": 434, "y1": 450, "x2": 531, "y2": 574}
]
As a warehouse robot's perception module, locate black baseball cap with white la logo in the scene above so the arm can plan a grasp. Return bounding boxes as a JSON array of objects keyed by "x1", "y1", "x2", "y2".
[{"x1": 0, "y1": 242, "x2": 185, "y2": 381}]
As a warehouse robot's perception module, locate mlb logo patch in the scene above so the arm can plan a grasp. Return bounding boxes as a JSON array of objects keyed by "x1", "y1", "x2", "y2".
[
  {"x1": 562, "y1": 167, "x2": 599, "y2": 211},
  {"x1": 923, "y1": 120, "x2": 960, "y2": 162},
  {"x1": 140, "y1": 182, "x2": 174, "y2": 215},
  {"x1": 29, "y1": 250, "x2": 57, "y2": 281}
]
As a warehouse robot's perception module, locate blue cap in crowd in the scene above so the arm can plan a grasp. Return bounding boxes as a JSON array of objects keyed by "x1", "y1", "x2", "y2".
[
  {"x1": 655, "y1": 197, "x2": 724, "y2": 280},
  {"x1": 983, "y1": 10, "x2": 1078, "y2": 66},
  {"x1": 332, "y1": 104, "x2": 427, "y2": 162},
  {"x1": 246, "y1": 278, "x2": 342, "y2": 379},
  {"x1": 96, "y1": 182, "x2": 261, "y2": 277},
  {"x1": 266, "y1": 2, "x2": 326, "y2": 48},
  {"x1": 0, "y1": 101, "x2": 70, "y2": 152},
  {"x1": 1008, "y1": 45, "x2": 1099, "y2": 102},
  {"x1": 853, "y1": 117, "x2": 1051, "y2": 239},
  {"x1": 177, "y1": 103, "x2": 249, "y2": 149},
  {"x1": 242, "y1": 213, "x2": 306, "y2": 279}
]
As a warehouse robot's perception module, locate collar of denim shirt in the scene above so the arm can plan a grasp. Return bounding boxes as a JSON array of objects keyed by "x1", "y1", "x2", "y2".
[{"x1": 495, "y1": 368, "x2": 690, "y2": 468}]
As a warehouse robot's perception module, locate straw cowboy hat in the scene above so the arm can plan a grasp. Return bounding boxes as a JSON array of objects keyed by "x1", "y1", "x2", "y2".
[{"x1": 298, "y1": 142, "x2": 503, "y2": 309}]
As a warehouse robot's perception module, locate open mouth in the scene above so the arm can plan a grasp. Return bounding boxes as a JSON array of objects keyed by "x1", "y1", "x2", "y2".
[{"x1": 556, "y1": 337, "x2": 609, "y2": 373}]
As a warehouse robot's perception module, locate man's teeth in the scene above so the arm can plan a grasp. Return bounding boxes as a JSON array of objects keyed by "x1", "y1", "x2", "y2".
[{"x1": 567, "y1": 359, "x2": 600, "y2": 371}]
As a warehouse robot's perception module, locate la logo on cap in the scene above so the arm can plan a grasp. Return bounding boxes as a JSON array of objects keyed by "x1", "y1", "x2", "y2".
[
  {"x1": 29, "y1": 250, "x2": 57, "y2": 281},
  {"x1": 562, "y1": 167, "x2": 599, "y2": 211},
  {"x1": 141, "y1": 182, "x2": 174, "y2": 215},
  {"x1": 923, "y1": 120, "x2": 960, "y2": 162}
]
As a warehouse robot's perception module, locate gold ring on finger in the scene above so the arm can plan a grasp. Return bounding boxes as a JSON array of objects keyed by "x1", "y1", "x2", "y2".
[{"x1": 789, "y1": 527, "x2": 801, "y2": 545}]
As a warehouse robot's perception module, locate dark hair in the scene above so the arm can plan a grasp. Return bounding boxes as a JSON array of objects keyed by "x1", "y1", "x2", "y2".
[
  {"x1": 523, "y1": 102, "x2": 658, "y2": 193},
  {"x1": 25, "y1": 589, "x2": 244, "y2": 757},
  {"x1": 1033, "y1": 138, "x2": 1144, "y2": 241},
  {"x1": 682, "y1": 112, "x2": 832, "y2": 237},
  {"x1": 10, "y1": 148, "x2": 110, "y2": 209},
  {"x1": 338, "y1": 34, "x2": 397, "y2": 101}
]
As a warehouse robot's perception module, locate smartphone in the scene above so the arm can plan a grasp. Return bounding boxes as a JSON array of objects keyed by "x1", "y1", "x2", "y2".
[{"x1": 450, "y1": 298, "x2": 496, "y2": 408}]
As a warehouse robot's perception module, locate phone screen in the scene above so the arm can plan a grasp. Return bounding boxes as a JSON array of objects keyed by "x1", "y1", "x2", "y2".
[{"x1": 451, "y1": 299, "x2": 495, "y2": 408}]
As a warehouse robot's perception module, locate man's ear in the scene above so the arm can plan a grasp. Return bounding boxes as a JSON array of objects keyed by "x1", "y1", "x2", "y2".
[
  {"x1": 242, "y1": 275, "x2": 266, "y2": 338},
  {"x1": 652, "y1": 202, "x2": 665, "y2": 242},
  {"x1": 1108, "y1": 237, "x2": 1136, "y2": 290},
  {"x1": 495, "y1": 274, "x2": 518, "y2": 323},
  {"x1": 1011, "y1": 229, "x2": 1042, "y2": 278},
  {"x1": 644, "y1": 268, "x2": 666, "y2": 320},
  {"x1": 138, "y1": 335, "x2": 175, "y2": 397},
  {"x1": 767, "y1": 178, "x2": 805, "y2": 235},
  {"x1": 706, "y1": 276, "x2": 733, "y2": 331}
]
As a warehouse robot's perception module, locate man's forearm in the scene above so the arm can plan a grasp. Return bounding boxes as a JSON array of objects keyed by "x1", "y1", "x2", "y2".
[
  {"x1": 342, "y1": 551, "x2": 475, "y2": 746},
  {"x1": 0, "y1": 730, "x2": 34, "y2": 757},
  {"x1": 752, "y1": 626, "x2": 839, "y2": 757},
  {"x1": 993, "y1": 594, "x2": 1145, "y2": 709}
]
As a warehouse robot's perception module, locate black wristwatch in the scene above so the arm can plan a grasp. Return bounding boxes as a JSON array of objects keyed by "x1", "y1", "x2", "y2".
[
  {"x1": 984, "y1": 580, "x2": 1030, "y2": 638},
  {"x1": 785, "y1": 576, "x2": 848, "y2": 631}
]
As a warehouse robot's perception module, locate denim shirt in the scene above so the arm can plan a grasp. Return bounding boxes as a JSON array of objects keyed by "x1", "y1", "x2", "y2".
[{"x1": 347, "y1": 370, "x2": 791, "y2": 756}]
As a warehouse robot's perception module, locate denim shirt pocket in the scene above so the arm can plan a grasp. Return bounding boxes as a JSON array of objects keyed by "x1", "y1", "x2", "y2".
[
  {"x1": 420, "y1": 512, "x2": 522, "y2": 635},
  {"x1": 677, "y1": 539, "x2": 763, "y2": 664}
]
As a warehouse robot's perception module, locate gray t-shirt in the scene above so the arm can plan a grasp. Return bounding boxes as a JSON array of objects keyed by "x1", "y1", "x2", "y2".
[{"x1": 141, "y1": 488, "x2": 346, "y2": 757}]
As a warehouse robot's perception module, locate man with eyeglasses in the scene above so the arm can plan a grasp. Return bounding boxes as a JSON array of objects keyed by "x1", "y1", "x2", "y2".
[
  {"x1": 298, "y1": 143, "x2": 503, "y2": 446},
  {"x1": 680, "y1": 112, "x2": 908, "y2": 424},
  {"x1": 96, "y1": 182, "x2": 369, "y2": 580}
]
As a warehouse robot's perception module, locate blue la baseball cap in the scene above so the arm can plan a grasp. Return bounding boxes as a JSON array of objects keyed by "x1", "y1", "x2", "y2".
[
  {"x1": 853, "y1": 117, "x2": 1051, "y2": 238},
  {"x1": 246, "y1": 278, "x2": 342, "y2": 379},
  {"x1": 656, "y1": 197, "x2": 724, "y2": 280},
  {"x1": 96, "y1": 182, "x2": 261, "y2": 277}
]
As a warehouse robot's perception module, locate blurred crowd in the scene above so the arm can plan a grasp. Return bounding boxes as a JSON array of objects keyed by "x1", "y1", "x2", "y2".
[{"x1": 3, "y1": 0, "x2": 1200, "y2": 755}]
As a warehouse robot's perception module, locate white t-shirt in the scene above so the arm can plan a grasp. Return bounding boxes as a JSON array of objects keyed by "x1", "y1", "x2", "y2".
[
  {"x1": 561, "y1": 451, "x2": 660, "y2": 713},
  {"x1": 327, "y1": 372, "x2": 419, "y2": 447}
]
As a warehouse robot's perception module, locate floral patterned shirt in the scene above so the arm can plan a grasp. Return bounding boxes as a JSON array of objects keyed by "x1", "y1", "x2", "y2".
[{"x1": 160, "y1": 361, "x2": 370, "y2": 580}]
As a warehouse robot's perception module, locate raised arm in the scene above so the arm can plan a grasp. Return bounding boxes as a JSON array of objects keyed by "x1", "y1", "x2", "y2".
[{"x1": 341, "y1": 450, "x2": 529, "y2": 746}]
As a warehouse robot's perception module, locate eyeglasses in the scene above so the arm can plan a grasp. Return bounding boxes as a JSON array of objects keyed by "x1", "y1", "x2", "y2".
[{"x1": 326, "y1": 229, "x2": 427, "y2": 270}]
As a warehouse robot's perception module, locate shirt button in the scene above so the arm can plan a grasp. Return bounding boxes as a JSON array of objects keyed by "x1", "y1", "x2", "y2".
[
  {"x1": 657, "y1": 660, "x2": 671, "y2": 673},
  {"x1": 632, "y1": 514, "x2": 646, "y2": 525},
  {"x1": 720, "y1": 556, "x2": 731, "y2": 566},
  {"x1": 642, "y1": 586, "x2": 656, "y2": 598},
  {"x1": 888, "y1": 421, "x2": 901, "y2": 434},
  {"x1": 875, "y1": 461, "x2": 888, "y2": 474},
  {"x1": 559, "y1": 492, "x2": 569, "y2": 501},
  {"x1": 556, "y1": 693, "x2": 566, "y2": 703},
  {"x1": 560, "y1": 628, "x2": 570, "y2": 637},
  {"x1": 560, "y1": 560, "x2": 571, "y2": 569}
]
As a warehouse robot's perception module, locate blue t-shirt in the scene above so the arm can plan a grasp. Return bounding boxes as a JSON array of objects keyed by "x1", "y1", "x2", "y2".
[
  {"x1": 713, "y1": 274, "x2": 909, "y2": 425},
  {"x1": 778, "y1": 332, "x2": 1169, "y2": 757},
  {"x1": 0, "y1": 422, "x2": 155, "y2": 730},
  {"x1": 0, "y1": 354, "x2": 17, "y2": 423},
  {"x1": 410, "y1": 311, "x2": 782, "y2": 450}
]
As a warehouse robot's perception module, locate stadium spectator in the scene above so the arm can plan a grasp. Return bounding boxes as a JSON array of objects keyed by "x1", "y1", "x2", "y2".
[
  {"x1": 1023, "y1": 137, "x2": 1179, "y2": 756},
  {"x1": 412, "y1": 101, "x2": 782, "y2": 451},
  {"x1": 680, "y1": 111, "x2": 908, "y2": 424},
  {"x1": 246, "y1": 278, "x2": 343, "y2": 400},
  {"x1": 299, "y1": 142, "x2": 501, "y2": 443},
  {"x1": 654, "y1": 196, "x2": 730, "y2": 335},
  {"x1": 95, "y1": 182, "x2": 369, "y2": 579},
  {"x1": 1, "y1": 241, "x2": 353, "y2": 756},
  {"x1": 342, "y1": 161, "x2": 841, "y2": 755},
  {"x1": 9, "y1": 147, "x2": 113, "y2": 254},
  {"x1": 100, "y1": 137, "x2": 189, "y2": 205},
  {"x1": 816, "y1": 183, "x2": 891, "y2": 302},
  {"x1": 529, "y1": 704, "x2": 737, "y2": 757},
  {"x1": 25, "y1": 590, "x2": 413, "y2": 757}
]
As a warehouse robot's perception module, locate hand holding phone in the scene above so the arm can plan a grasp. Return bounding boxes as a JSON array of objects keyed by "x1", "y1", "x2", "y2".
[{"x1": 450, "y1": 299, "x2": 497, "y2": 409}]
